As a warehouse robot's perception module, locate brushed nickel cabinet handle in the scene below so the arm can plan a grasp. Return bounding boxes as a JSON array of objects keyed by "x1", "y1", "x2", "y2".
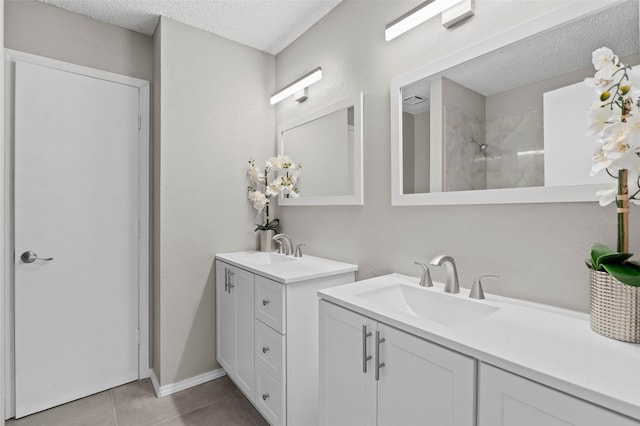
[
  {"x1": 362, "y1": 325, "x2": 372, "y2": 373},
  {"x1": 375, "y1": 330, "x2": 386, "y2": 381}
]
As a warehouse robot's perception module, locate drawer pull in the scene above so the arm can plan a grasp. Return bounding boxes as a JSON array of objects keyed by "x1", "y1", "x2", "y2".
[
  {"x1": 262, "y1": 299, "x2": 270, "y2": 306},
  {"x1": 262, "y1": 393, "x2": 270, "y2": 401},
  {"x1": 262, "y1": 346, "x2": 270, "y2": 354}
]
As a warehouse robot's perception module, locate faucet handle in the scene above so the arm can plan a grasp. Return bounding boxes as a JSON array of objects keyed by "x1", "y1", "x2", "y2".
[
  {"x1": 413, "y1": 261, "x2": 433, "y2": 287},
  {"x1": 294, "y1": 243, "x2": 305, "y2": 258},
  {"x1": 469, "y1": 274, "x2": 499, "y2": 299}
]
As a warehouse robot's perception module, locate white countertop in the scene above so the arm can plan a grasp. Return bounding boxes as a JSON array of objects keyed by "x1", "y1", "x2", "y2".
[
  {"x1": 318, "y1": 273, "x2": 640, "y2": 421},
  {"x1": 216, "y1": 251, "x2": 358, "y2": 284}
]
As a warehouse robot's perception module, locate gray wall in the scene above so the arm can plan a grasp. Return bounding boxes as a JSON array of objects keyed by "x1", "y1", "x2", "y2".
[
  {"x1": 274, "y1": 0, "x2": 639, "y2": 312},
  {"x1": 154, "y1": 16, "x2": 275, "y2": 385},
  {"x1": 4, "y1": 0, "x2": 152, "y2": 82}
]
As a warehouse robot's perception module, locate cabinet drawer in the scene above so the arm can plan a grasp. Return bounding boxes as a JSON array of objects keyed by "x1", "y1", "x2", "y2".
[
  {"x1": 255, "y1": 366, "x2": 286, "y2": 426},
  {"x1": 255, "y1": 276, "x2": 286, "y2": 333},
  {"x1": 255, "y1": 319, "x2": 285, "y2": 382}
]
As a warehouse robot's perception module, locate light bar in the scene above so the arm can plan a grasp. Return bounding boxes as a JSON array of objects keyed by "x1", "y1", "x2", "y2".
[
  {"x1": 385, "y1": 0, "x2": 464, "y2": 41},
  {"x1": 270, "y1": 67, "x2": 322, "y2": 105}
]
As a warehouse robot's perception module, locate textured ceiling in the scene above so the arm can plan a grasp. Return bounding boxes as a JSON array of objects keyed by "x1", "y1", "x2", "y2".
[
  {"x1": 403, "y1": 0, "x2": 639, "y2": 106},
  {"x1": 38, "y1": 0, "x2": 342, "y2": 55}
]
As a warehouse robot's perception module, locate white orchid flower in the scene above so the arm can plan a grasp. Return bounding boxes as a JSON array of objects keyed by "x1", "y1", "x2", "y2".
[
  {"x1": 591, "y1": 147, "x2": 611, "y2": 176},
  {"x1": 587, "y1": 106, "x2": 616, "y2": 136},
  {"x1": 247, "y1": 190, "x2": 268, "y2": 212},
  {"x1": 248, "y1": 164, "x2": 264, "y2": 185},
  {"x1": 585, "y1": 71, "x2": 615, "y2": 90},
  {"x1": 595, "y1": 186, "x2": 618, "y2": 206},
  {"x1": 601, "y1": 122, "x2": 630, "y2": 147},
  {"x1": 595, "y1": 186, "x2": 617, "y2": 207},
  {"x1": 592, "y1": 47, "x2": 619, "y2": 73}
]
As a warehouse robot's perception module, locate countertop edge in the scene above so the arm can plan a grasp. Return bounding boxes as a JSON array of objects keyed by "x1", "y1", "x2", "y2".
[{"x1": 215, "y1": 252, "x2": 358, "y2": 284}]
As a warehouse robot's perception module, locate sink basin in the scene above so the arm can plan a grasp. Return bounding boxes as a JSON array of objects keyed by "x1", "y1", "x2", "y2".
[
  {"x1": 356, "y1": 283, "x2": 499, "y2": 327},
  {"x1": 234, "y1": 252, "x2": 298, "y2": 266}
]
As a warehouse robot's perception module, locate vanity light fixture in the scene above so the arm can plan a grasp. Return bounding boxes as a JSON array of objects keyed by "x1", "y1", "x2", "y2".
[
  {"x1": 270, "y1": 67, "x2": 322, "y2": 105},
  {"x1": 385, "y1": 0, "x2": 473, "y2": 41}
]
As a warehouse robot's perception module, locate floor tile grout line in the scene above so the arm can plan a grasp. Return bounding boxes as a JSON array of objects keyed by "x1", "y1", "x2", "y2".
[
  {"x1": 110, "y1": 388, "x2": 120, "y2": 426},
  {"x1": 150, "y1": 394, "x2": 238, "y2": 426}
]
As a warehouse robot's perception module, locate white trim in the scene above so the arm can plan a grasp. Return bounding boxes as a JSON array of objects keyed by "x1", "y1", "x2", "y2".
[
  {"x1": 278, "y1": 92, "x2": 364, "y2": 206},
  {"x1": 3, "y1": 50, "x2": 150, "y2": 419},
  {"x1": 3, "y1": 52, "x2": 15, "y2": 421},
  {"x1": 150, "y1": 368, "x2": 227, "y2": 398},
  {"x1": 390, "y1": 0, "x2": 625, "y2": 206}
]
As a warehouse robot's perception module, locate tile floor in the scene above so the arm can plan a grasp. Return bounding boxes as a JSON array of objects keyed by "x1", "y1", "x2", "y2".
[{"x1": 6, "y1": 376, "x2": 268, "y2": 426}]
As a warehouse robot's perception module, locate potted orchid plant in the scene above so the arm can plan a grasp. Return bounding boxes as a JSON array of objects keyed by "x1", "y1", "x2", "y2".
[
  {"x1": 585, "y1": 47, "x2": 640, "y2": 342},
  {"x1": 247, "y1": 155, "x2": 301, "y2": 251}
]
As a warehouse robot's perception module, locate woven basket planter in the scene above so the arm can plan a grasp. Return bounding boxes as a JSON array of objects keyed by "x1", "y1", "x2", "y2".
[{"x1": 590, "y1": 269, "x2": 640, "y2": 343}]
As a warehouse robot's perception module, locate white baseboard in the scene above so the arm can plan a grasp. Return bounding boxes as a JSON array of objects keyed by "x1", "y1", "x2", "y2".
[{"x1": 149, "y1": 368, "x2": 227, "y2": 398}]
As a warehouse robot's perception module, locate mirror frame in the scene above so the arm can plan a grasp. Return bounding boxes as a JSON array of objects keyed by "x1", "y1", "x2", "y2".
[
  {"x1": 390, "y1": 1, "x2": 621, "y2": 206},
  {"x1": 278, "y1": 92, "x2": 364, "y2": 206}
]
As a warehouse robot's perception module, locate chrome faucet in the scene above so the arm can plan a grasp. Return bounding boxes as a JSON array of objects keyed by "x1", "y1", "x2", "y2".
[
  {"x1": 429, "y1": 255, "x2": 460, "y2": 294},
  {"x1": 272, "y1": 234, "x2": 293, "y2": 256},
  {"x1": 413, "y1": 261, "x2": 433, "y2": 287}
]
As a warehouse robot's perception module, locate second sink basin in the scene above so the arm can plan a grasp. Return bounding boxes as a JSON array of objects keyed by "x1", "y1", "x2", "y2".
[
  {"x1": 356, "y1": 283, "x2": 499, "y2": 327},
  {"x1": 234, "y1": 252, "x2": 298, "y2": 266}
]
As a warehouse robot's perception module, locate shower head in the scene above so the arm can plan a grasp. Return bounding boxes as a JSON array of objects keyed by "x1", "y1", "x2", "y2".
[{"x1": 471, "y1": 138, "x2": 488, "y2": 151}]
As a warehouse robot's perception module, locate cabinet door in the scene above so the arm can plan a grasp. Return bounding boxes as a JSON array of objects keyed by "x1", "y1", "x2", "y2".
[
  {"x1": 230, "y1": 265, "x2": 255, "y2": 397},
  {"x1": 319, "y1": 301, "x2": 377, "y2": 426},
  {"x1": 216, "y1": 261, "x2": 235, "y2": 376},
  {"x1": 377, "y1": 324, "x2": 476, "y2": 426},
  {"x1": 478, "y1": 363, "x2": 640, "y2": 426},
  {"x1": 215, "y1": 262, "x2": 255, "y2": 399}
]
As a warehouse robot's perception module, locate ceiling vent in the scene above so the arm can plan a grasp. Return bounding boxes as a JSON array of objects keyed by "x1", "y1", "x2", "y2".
[{"x1": 403, "y1": 95, "x2": 427, "y2": 105}]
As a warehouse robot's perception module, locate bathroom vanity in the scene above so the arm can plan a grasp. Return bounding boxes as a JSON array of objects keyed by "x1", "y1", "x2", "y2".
[
  {"x1": 215, "y1": 251, "x2": 357, "y2": 426},
  {"x1": 319, "y1": 274, "x2": 640, "y2": 426}
]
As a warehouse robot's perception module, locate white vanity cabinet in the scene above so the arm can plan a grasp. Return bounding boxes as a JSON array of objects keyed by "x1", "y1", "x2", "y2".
[
  {"x1": 215, "y1": 254, "x2": 357, "y2": 426},
  {"x1": 319, "y1": 300, "x2": 476, "y2": 426},
  {"x1": 216, "y1": 262, "x2": 255, "y2": 397},
  {"x1": 478, "y1": 364, "x2": 640, "y2": 426}
]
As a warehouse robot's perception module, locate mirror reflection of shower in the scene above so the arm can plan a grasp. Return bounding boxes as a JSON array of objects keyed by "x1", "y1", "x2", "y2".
[{"x1": 470, "y1": 138, "x2": 488, "y2": 153}]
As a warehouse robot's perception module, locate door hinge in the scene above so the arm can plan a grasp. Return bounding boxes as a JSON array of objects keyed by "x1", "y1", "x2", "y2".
[
  {"x1": 136, "y1": 329, "x2": 141, "y2": 345},
  {"x1": 137, "y1": 114, "x2": 141, "y2": 130}
]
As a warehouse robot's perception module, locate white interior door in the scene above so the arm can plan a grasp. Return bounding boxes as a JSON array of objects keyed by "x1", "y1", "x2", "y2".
[{"x1": 13, "y1": 60, "x2": 141, "y2": 418}]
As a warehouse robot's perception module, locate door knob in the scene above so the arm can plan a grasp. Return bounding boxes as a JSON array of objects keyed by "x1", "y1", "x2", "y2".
[{"x1": 20, "y1": 251, "x2": 53, "y2": 264}]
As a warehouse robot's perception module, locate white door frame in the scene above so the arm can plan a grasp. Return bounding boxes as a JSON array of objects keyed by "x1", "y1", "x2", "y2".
[{"x1": 3, "y1": 49, "x2": 150, "y2": 419}]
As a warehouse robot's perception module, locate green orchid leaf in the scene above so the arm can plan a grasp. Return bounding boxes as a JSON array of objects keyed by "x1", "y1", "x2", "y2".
[
  {"x1": 594, "y1": 252, "x2": 634, "y2": 269},
  {"x1": 590, "y1": 243, "x2": 615, "y2": 266},
  {"x1": 585, "y1": 260, "x2": 595, "y2": 270},
  {"x1": 601, "y1": 263, "x2": 640, "y2": 287}
]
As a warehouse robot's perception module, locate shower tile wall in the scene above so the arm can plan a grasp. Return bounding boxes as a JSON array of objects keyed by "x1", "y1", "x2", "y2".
[
  {"x1": 485, "y1": 109, "x2": 544, "y2": 189},
  {"x1": 444, "y1": 106, "x2": 486, "y2": 191},
  {"x1": 444, "y1": 107, "x2": 544, "y2": 191}
]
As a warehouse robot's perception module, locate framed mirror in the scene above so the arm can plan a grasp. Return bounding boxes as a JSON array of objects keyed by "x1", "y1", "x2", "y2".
[
  {"x1": 278, "y1": 92, "x2": 364, "y2": 206},
  {"x1": 391, "y1": 0, "x2": 637, "y2": 205}
]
